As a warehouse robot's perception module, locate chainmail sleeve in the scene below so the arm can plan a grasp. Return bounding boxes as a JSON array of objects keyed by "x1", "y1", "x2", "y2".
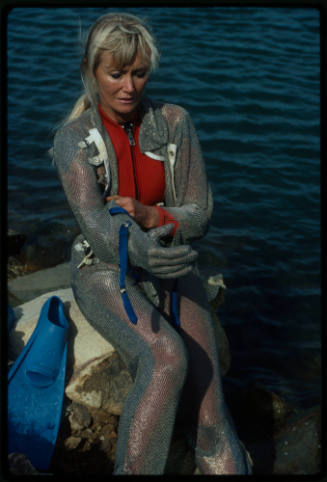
[
  {"x1": 53, "y1": 120, "x2": 133, "y2": 265},
  {"x1": 163, "y1": 107, "x2": 214, "y2": 244}
]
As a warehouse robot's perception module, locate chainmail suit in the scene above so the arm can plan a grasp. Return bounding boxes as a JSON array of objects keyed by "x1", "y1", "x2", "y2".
[{"x1": 53, "y1": 96, "x2": 252, "y2": 474}]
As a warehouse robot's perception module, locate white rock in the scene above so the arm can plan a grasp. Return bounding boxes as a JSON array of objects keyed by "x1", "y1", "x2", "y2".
[
  {"x1": 8, "y1": 288, "x2": 115, "y2": 406},
  {"x1": 75, "y1": 390, "x2": 103, "y2": 409},
  {"x1": 67, "y1": 296, "x2": 115, "y2": 370}
]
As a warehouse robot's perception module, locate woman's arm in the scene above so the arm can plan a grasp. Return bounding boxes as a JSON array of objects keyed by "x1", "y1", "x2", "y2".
[
  {"x1": 163, "y1": 107, "x2": 214, "y2": 244},
  {"x1": 105, "y1": 195, "x2": 160, "y2": 230},
  {"x1": 54, "y1": 122, "x2": 197, "y2": 277},
  {"x1": 54, "y1": 124, "x2": 129, "y2": 265}
]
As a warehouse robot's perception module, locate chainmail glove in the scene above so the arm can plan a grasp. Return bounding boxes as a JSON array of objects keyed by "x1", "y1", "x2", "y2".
[{"x1": 128, "y1": 222, "x2": 198, "y2": 279}]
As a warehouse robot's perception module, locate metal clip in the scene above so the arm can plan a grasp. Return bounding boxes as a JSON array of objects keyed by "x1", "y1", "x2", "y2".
[{"x1": 77, "y1": 241, "x2": 94, "y2": 269}]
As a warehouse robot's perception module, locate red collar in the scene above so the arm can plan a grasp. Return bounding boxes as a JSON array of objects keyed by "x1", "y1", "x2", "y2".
[{"x1": 98, "y1": 104, "x2": 140, "y2": 127}]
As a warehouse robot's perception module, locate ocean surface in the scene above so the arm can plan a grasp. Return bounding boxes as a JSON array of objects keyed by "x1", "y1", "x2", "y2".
[{"x1": 7, "y1": 7, "x2": 321, "y2": 409}]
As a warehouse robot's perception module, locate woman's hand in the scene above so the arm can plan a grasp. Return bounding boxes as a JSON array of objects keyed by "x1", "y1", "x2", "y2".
[
  {"x1": 106, "y1": 195, "x2": 160, "y2": 230},
  {"x1": 128, "y1": 223, "x2": 198, "y2": 279}
]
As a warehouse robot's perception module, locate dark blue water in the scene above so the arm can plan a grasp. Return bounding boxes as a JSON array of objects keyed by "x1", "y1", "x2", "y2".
[{"x1": 7, "y1": 7, "x2": 321, "y2": 408}]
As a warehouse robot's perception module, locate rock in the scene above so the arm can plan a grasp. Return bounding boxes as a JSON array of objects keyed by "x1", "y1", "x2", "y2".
[
  {"x1": 246, "y1": 406, "x2": 322, "y2": 475},
  {"x1": 273, "y1": 406, "x2": 321, "y2": 475},
  {"x1": 64, "y1": 297, "x2": 116, "y2": 406},
  {"x1": 67, "y1": 352, "x2": 133, "y2": 414},
  {"x1": 8, "y1": 263, "x2": 71, "y2": 306},
  {"x1": 7, "y1": 229, "x2": 27, "y2": 256},
  {"x1": 225, "y1": 385, "x2": 321, "y2": 475},
  {"x1": 7, "y1": 228, "x2": 28, "y2": 284},
  {"x1": 7, "y1": 256, "x2": 25, "y2": 285},
  {"x1": 68, "y1": 403, "x2": 92, "y2": 431},
  {"x1": 64, "y1": 436, "x2": 82, "y2": 451},
  {"x1": 52, "y1": 407, "x2": 118, "y2": 475},
  {"x1": 17, "y1": 221, "x2": 79, "y2": 272},
  {"x1": 271, "y1": 391, "x2": 293, "y2": 429},
  {"x1": 225, "y1": 385, "x2": 295, "y2": 443},
  {"x1": 101, "y1": 353, "x2": 133, "y2": 415},
  {"x1": 8, "y1": 452, "x2": 39, "y2": 475}
]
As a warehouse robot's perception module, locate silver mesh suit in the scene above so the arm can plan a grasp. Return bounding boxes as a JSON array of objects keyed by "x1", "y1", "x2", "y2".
[{"x1": 53, "y1": 96, "x2": 251, "y2": 474}]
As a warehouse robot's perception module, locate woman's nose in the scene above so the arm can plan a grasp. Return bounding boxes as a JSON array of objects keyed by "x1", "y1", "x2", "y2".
[{"x1": 123, "y1": 75, "x2": 135, "y2": 93}]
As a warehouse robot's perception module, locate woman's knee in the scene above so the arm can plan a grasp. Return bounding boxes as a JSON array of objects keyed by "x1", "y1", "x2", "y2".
[{"x1": 152, "y1": 331, "x2": 188, "y2": 387}]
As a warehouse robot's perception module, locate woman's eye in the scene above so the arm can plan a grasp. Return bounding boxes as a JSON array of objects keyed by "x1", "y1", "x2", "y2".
[
  {"x1": 110, "y1": 72, "x2": 122, "y2": 79},
  {"x1": 136, "y1": 70, "x2": 147, "y2": 78}
]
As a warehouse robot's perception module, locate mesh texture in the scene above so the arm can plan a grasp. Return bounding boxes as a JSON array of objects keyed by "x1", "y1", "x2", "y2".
[{"x1": 54, "y1": 98, "x2": 251, "y2": 474}]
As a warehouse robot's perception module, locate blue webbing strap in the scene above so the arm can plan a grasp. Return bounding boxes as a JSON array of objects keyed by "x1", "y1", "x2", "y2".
[
  {"x1": 171, "y1": 280, "x2": 180, "y2": 330},
  {"x1": 109, "y1": 206, "x2": 138, "y2": 324},
  {"x1": 109, "y1": 205, "x2": 180, "y2": 328},
  {"x1": 119, "y1": 222, "x2": 138, "y2": 325},
  {"x1": 109, "y1": 206, "x2": 130, "y2": 216}
]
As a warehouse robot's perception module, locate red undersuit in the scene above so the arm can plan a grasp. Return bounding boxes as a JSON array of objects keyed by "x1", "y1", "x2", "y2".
[{"x1": 99, "y1": 105, "x2": 178, "y2": 235}]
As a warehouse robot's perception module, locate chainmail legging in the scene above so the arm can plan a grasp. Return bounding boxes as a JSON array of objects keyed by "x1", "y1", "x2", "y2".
[{"x1": 71, "y1": 253, "x2": 251, "y2": 475}]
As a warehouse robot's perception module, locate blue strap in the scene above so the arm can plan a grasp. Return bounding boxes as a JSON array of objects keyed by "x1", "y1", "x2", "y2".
[
  {"x1": 119, "y1": 222, "x2": 138, "y2": 325},
  {"x1": 109, "y1": 206, "x2": 131, "y2": 217},
  {"x1": 171, "y1": 281, "x2": 180, "y2": 329},
  {"x1": 108, "y1": 205, "x2": 179, "y2": 328},
  {"x1": 109, "y1": 206, "x2": 138, "y2": 325}
]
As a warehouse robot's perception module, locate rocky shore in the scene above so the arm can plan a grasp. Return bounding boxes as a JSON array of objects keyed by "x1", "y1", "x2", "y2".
[{"x1": 6, "y1": 230, "x2": 322, "y2": 476}]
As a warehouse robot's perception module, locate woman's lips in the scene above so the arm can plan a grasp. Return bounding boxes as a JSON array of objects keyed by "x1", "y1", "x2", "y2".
[{"x1": 118, "y1": 98, "x2": 135, "y2": 104}]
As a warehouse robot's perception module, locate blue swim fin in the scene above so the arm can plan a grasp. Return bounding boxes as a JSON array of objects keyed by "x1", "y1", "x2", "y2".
[{"x1": 8, "y1": 296, "x2": 69, "y2": 471}]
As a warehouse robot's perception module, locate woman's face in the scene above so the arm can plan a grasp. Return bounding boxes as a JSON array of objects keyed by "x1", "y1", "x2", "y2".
[{"x1": 94, "y1": 50, "x2": 150, "y2": 123}]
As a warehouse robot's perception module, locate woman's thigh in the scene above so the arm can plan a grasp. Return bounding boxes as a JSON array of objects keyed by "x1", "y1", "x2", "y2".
[{"x1": 71, "y1": 260, "x2": 187, "y2": 375}]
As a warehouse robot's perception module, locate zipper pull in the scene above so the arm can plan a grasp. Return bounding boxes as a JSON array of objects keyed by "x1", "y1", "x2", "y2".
[{"x1": 122, "y1": 122, "x2": 135, "y2": 146}]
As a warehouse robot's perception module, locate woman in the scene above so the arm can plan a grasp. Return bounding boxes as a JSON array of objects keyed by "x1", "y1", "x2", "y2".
[{"x1": 53, "y1": 12, "x2": 251, "y2": 475}]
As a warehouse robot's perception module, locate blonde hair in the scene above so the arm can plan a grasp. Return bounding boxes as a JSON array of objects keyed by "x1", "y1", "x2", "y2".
[{"x1": 66, "y1": 12, "x2": 159, "y2": 124}]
